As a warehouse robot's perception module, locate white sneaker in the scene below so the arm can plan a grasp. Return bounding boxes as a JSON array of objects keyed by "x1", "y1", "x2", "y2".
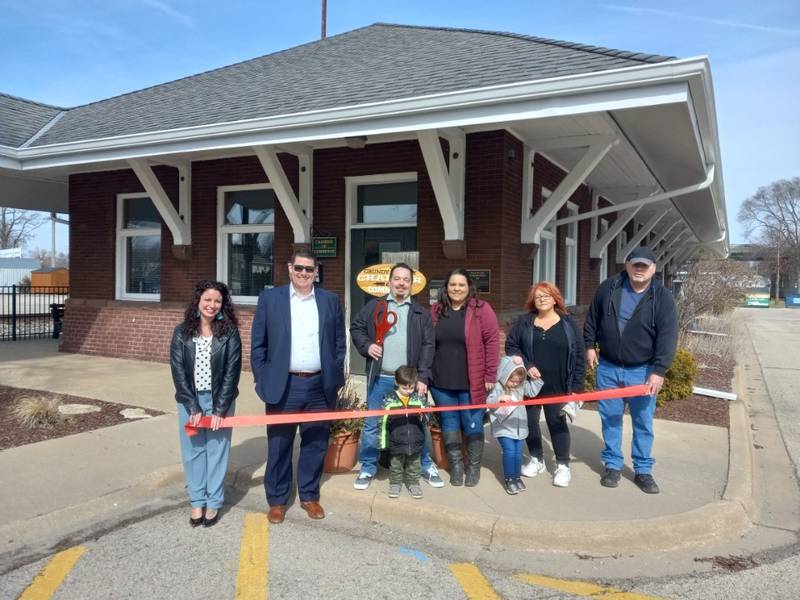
[
  {"x1": 521, "y1": 456, "x2": 546, "y2": 478},
  {"x1": 553, "y1": 464, "x2": 571, "y2": 487}
]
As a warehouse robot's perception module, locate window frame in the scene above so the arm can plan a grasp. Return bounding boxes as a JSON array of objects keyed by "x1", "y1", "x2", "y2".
[
  {"x1": 216, "y1": 183, "x2": 277, "y2": 305},
  {"x1": 563, "y1": 201, "x2": 579, "y2": 305},
  {"x1": 599, "y1": 218, "x2": 609, "y2": 283},
  {"x1": 533, "y1": 187, "x2": 556, "y2": 284},
  {"x1": 115, "y1": 193, "x2": 161, "y2": 301}
]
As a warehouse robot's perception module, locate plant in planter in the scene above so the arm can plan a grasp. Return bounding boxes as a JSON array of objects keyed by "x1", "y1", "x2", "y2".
[{"x1": 323, "y1": 374, "x2": 364, "y2": 474}]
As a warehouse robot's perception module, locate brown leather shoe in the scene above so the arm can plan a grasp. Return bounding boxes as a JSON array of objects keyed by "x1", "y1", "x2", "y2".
[
  {"x1": 299, "y1": 500, "x2": 325, "y2": 519},
  {"x1": 267, "y1": 505, "x2": 286, "y2": 524}
]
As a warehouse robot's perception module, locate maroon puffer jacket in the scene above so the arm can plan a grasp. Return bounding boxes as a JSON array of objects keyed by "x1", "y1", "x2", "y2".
[{"x1": 430, "y1": 298, "x2": 500, "y2": 405}]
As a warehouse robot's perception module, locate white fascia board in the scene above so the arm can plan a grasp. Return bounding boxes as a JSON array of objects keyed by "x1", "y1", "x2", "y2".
[{"x1": 12, "y1": 59, "x2": 708, "y2": 170}]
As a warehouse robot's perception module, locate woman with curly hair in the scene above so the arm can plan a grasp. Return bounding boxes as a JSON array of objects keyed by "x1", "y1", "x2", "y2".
[
  {"x1": 504, "y1": 281, "x2": 585, "y2": 488},
  {"x1": 170, "y1": 280, "x2": 241, "y2": 527}
]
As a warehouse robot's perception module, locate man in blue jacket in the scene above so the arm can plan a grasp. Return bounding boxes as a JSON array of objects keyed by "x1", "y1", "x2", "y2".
[
  {"x1": 584, "y1": 246, "x2": 677, "y2": 494},
  {"x1": 251, "y1": 250, "x2": 345, "y2": 524}
]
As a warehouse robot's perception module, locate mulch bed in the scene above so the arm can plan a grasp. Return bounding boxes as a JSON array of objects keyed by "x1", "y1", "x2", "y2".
[
  {"x1": 582, "y1": 350, "x2": 734, "y2": 429},
  {"x1": 0, "y1": 385, "x2": 164, "y2": 451}
]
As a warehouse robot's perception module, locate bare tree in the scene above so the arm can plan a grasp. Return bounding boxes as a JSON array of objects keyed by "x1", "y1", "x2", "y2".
[
  {"x1": 675, "y1": 260, "x2": 757, "y2": 338},
  {"x1": 738, "y1": 178, "x2": 800, "y2": 296},
  {"x1": 31, "y1": 248, "x2": 69, "y2": 268},
  {"x1": 0, "y1": 208, "x2": 48, "y2": 249}
]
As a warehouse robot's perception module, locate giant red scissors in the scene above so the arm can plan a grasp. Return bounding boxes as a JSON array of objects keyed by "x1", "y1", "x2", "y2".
[{"x1": 373, "y1": 299, "x2": 398, "y2": 345}]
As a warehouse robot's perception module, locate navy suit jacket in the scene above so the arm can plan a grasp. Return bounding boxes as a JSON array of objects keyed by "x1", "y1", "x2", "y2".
[{"x1": 250, "y1": 284, "x2": 346, "y2": 407}]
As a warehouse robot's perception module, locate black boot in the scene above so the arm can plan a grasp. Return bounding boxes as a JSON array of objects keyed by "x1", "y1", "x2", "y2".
[
  {"x1": 464, "y1": 432, "x2": 485, "y2": 487},
  {"x1": 443, "y1": 430, "x2": 464, "y2": 486}
]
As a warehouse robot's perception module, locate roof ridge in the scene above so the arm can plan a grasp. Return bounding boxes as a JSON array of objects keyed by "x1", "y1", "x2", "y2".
[
  {"x1": 63, "y1": 24, "x2": 377, "y2": 112},
  {"x1": 371, "y1": 22, "x2": 675, "y2": 63},
  {"x1": 0, "y1": 91, "x2": 64, "y2": 111}
]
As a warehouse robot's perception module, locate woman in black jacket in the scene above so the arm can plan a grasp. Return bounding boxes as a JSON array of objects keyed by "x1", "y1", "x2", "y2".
[
  {"x1": 170, "y1": 280, "x2": 241, "y2": 527},
  {"x1": 505, "y1": 281, "x2": 585, "y2": 488}
]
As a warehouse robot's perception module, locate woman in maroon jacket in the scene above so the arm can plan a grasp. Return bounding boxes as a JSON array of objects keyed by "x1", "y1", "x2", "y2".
[{"x1": 430, "y1": 268, "x2": 499, "y2": 486}]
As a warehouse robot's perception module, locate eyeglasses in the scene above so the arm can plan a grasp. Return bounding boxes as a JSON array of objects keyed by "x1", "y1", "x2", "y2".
[
  {"x1": 534, "y1": 294, "x2": 552, "y2": 302},
  {"x1": 291, "y1": 264, "x2": 316, "y2": 273}
]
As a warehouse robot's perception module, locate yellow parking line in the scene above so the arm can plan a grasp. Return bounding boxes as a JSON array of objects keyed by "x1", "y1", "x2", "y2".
[
  {"x1": 18, "y1": 546, "x2": 86, "y2": 600},
  {"x1": 235, "y1": 513, "x2": 269, "y2": 600},
  {"x1": 449, "y1": 563, "x2": 502, "y2": 600},
  {"x1": 515, "y1": 573, "x2": 664, "y2": 599}
]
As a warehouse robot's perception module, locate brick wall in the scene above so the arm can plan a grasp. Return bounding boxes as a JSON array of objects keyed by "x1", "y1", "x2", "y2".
[{"x1": 62, "y1": 133, "x2": 618, "y2": 363}]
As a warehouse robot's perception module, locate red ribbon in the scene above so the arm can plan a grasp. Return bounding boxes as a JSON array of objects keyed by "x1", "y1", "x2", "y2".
[{"x1": 184, "y1": 384, "x2": 649, "y2": 437}]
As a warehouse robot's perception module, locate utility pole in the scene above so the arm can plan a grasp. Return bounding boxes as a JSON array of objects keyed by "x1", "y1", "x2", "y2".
[
  {"x1": 775, "y1": 244, "x2": 781, "y2": 304},
  {"x1": 321, "y1": 0, "x2": 327, "y2": 39}
]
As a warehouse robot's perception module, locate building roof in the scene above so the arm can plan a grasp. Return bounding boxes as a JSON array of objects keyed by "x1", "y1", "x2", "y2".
[
  {"x1": 32, "y1": 266, "x2": 69, "y2": 273},
  {"x1": 8, "y1": 23, "x2": 673, "y2": 149},
  {"x1": 0, "y1": 93, "x2": 63, "y2": 147},
  {"x1": 0, "y1": 257, "x2": 40, "y2": 270}
]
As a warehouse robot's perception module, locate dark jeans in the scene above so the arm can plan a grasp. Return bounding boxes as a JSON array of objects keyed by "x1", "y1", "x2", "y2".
[
  {"x1": 389, "y1": 452, "x2": 421, "y2": 485},
  {"x1": 264, "y1": 374, "x2": 330, "y2": 506},
  {"x1": 525, "y1": 403, "x2": 571, "y2": 465}
]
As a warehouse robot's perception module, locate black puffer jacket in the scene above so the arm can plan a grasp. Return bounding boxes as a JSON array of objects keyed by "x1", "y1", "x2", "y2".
[
  {"x1": 583, "y1": 272, "x2": 678, "y2": 376},
  {"x1": 170, "y1": 324, "x2": 242, "y2": 416}
]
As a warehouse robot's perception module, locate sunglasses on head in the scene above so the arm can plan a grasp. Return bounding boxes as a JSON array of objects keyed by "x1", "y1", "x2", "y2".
[{"x1": 291, "y1": 264, "x2": 316, "y2": 273}]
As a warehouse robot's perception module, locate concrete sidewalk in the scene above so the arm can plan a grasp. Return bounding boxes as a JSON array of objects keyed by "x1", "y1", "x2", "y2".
[{"x1": 0, "y1": 338, "x2": 754, "y2": 563}]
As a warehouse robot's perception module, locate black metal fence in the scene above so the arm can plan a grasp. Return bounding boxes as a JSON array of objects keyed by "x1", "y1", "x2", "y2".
[{"x1": 0, "y1": 285, "x2": 70, "y2": 341}]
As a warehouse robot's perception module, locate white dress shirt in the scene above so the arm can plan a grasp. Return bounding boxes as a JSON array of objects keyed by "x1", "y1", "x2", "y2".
[{"x1": 289, "y1": 283, "x2": 321, "y2": 373}]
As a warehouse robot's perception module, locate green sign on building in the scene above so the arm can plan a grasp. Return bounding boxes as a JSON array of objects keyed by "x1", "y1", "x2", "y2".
[{"x1": 311, "y1": 237, "x2": 337, "y2": 258}]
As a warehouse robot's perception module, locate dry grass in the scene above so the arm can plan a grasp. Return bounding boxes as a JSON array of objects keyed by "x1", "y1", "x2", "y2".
[
  {"x1": 12, "y1": 396, "x2": 71, "y2": 429},
  {"x1": 681, "y1": 312, "x2": 740, "y2": 364}
]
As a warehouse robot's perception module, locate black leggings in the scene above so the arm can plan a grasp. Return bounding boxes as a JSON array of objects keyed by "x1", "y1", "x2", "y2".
[{"x1": 525, "y1": 404, "x2": 571, "y2": 465}]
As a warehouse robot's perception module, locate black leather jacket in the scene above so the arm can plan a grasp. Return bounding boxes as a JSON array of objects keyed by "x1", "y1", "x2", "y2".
[{"x1": 169, "y1": 324, "x2": 242, "y2": 416}]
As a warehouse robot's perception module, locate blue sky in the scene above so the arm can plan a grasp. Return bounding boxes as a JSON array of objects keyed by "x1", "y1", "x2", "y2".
[{"x1": 3, "y1": 0, "x2": 798, "y2": 253}]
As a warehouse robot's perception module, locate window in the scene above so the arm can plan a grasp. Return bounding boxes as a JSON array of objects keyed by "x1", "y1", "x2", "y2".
[
  {"x1": 533, "y1": 188, "x2": 556, "y2": 284},
  {"x1": 217, "y1": 185, "x2": 276, "y2": 303},
  {"x1": 563, "y1": 202, "x2": 579, "y2": 305},
  {"x1": 599, "y1": 218, "x2": 609, "y2": 283},
  {"x1": 116, "y1": 194, "x2": 161, "y2": 300},
  {"x1": 356, "y1": 181, "x2": 417, "y2": 224},
  {"x1": 617, "y1": 229, "x2": 628, "y2": 256}
]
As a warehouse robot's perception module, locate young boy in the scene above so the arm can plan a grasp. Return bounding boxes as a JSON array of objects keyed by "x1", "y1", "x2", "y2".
[{"x1": 379, "y1": 366, "x2": 428, "y2": 499}]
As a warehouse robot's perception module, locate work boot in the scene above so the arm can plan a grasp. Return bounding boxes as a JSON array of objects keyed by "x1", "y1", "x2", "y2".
[
  {"x1": 464, "y1": 432, "x2": 485, "y2": 487},
  {"x1": 443, "y1": 430, "x2": 464, "y2": 486}
]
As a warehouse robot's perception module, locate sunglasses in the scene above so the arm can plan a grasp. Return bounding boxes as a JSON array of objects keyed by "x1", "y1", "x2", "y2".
[{"x1": 291, "y1": 264, "x2": 316, "y2": 273}]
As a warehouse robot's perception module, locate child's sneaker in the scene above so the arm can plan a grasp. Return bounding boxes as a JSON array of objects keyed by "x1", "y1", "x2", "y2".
[
  {"x1": 514, "y1": 477, "x2": 527, "y2": 492},
  {"x1": 406, "y1": 483, "x2": 423, "y2": 499},
  {"x1": 504, "y1": 478, "x2": 519, "y2": 495},
  {"x1": 388, "y1": 483, "x2": 402, "y2": 498},
  {"x1": 521, "y1": 456, "x2": 546, "y2": 477}
]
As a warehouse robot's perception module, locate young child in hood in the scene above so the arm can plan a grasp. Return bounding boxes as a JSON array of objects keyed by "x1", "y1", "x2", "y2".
[
  {"x1": 488, "y1": 355, "x2": 544, "y2": 495},
  {"x1": 379, "y1": 366, "x2": 429, "y2": 499}
]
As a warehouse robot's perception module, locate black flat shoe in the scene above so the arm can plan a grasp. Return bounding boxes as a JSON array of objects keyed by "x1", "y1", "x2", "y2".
[
  {"x1": 189, "y1": 516, "x2": 204, "y2": 527},
  {"x1": 203, "y1": 510, "x2": 220, "y2": 528}
]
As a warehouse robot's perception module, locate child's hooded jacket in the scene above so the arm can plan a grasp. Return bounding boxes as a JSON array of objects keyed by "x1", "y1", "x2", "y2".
[{"x1": 488, "y1": 356, "x2": 543, "y2": 440}]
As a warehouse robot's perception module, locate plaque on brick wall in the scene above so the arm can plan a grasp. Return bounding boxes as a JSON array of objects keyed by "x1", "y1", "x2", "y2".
[
  {"x1": 311, "y1": 237, "x2": 337, "y2": 258},
  {"x1": 466, "y1": 269, "x2": 491, "y2": 293}
]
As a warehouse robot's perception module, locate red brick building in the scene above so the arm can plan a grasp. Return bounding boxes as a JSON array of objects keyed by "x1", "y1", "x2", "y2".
[{"x1": 1, "y1": 24, "x2": 728, "y2": 371}]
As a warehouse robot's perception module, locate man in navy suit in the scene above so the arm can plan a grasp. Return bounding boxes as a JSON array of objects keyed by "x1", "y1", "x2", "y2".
[{"x1": 251, "y1": 250, "x2": 345, "y2": 524}]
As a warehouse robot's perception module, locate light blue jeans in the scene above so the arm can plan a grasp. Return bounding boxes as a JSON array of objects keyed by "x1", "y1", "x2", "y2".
[
  {"x1": 595, "y1": 360, "x2": 655, "y2": 474},
  {"x1": 358, "y1": 374, "x2": 433, "y2": 476},
  {"x1": 177, "y1": 391, "x2": 233, "y2": 509},
  {"x1": 429, "y1": 387, "x2": 484, "y2": 434}
]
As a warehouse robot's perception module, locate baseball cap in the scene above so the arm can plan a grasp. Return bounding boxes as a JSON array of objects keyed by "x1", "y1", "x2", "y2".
[{"x1": 626, "y1": 246, "x2": 657, "y2": 266}]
